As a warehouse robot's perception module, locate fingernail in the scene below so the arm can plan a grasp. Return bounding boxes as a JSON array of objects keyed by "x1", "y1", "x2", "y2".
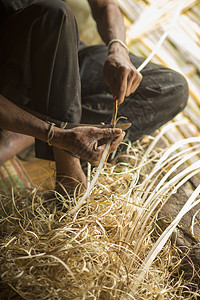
[
  {"x1": 115, "y1": 128, "x2": 122, "y2": 134},
  {"x1": 93, "y1": 141, "x2": 98, "y2": 150}
]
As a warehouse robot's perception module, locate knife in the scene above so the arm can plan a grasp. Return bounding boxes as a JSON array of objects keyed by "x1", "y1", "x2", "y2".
[{"x1": 60, "y1": 122, "x2": 131, "y2": 130}]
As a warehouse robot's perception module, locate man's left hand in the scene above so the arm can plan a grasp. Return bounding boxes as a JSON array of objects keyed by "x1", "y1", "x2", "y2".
[{"x1": 103, "y1": 46, "x2": 142, "y2": 105}]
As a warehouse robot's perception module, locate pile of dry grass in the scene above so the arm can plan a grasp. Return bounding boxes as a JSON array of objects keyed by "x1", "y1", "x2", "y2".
[
  {"x1": 1, "y1": 126, "x2": 200, "y2": 299},
  {"x1": 0, "y1": 1, "x2": 200, "y2": 299}
]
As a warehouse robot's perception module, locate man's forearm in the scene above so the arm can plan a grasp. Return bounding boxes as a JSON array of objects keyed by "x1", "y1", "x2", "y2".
[
  {"x1": 0, "y1": 94, "x2": 50, "y2": 142},
  {"x1": 88, "y1": 0, "x2": 126, "y2": 44}
]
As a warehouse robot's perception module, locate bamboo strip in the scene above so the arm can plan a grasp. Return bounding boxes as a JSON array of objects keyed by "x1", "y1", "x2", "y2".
[
  {"x1": 164, "y1": 124, "x2": 200, "y2": 162},
  {"x1": 184, "y1": 106, "x2": 200, "y2": 129},
  {"x1": 174, "y1": 114, "x2": 200, "y2": 138},
  {"x1": 125, "y1": 0, "x2": 199, "y2": 41},
  {"x1": 179, "y1": 14, "x2": 200, "y2": 41},
  {"x1": 187, "y1": 96, "x2": 200, "y2": 119},
  {"x1": 127, "y1": 32, "x2": 200, "y2": 107},
  {"x1": 129, "y1": 184, "x2": 200, "y2": 296}
]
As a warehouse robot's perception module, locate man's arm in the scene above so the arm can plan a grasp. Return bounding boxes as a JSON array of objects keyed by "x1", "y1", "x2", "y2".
[
  {"x1": 0, "y1": 94, "x2": 49, "y2": 142},
  {"x1": 88, "y1": 0, "x2": 142, "y2": 104},
  {"x1": 0, "y1": 94, "x2": 124, "y2": 165},
  {"x1": 88, "y1": 0, "x2": 126, "y2": 44}
]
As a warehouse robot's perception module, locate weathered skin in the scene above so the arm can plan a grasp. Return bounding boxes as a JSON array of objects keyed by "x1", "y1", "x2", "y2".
[{"x1": 88, "y1": 0, "x2": 142, "y2": 104}]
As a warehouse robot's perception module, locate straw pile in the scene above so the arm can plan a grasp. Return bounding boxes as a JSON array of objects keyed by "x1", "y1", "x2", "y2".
[
  {"x1": 1, "y1": 129, "x2": 200, "y2": 299},
  {"x1": 1, "y1": 0, "x2": 200, "y2": 299}
]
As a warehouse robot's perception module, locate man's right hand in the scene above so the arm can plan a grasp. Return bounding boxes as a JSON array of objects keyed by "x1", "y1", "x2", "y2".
[{"x1": 54, "y1": 126, "x2": 125, "y2": 166}]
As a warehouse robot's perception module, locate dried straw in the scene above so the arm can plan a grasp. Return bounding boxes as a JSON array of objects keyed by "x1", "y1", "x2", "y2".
[
  {"x1": 1, "y1": 126, "x2": 200, "y2": 299},
  {"x1": 1, "y1": 1, "x2": 200, "y2": 299}
]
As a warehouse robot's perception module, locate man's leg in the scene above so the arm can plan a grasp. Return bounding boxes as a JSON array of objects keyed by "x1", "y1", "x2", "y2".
[
  {"x1": 53, "y1": 149, "x2": 86, "y2": 195},
  {"x1": 0, "y1": 0, "x2": 85, "y2": 193}
]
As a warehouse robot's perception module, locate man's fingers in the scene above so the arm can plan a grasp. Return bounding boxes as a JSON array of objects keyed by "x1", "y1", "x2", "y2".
[
  {"x1": 109, "y1": 131, "x2": 125, "y2": 153},
  {"x1": 130, "y1": 72, "x2": 143, "y2": 95},
  {"x1": 93, "y1": 140, "x2": 98, "y2": 151},
  {"x1": 93, "y1": 127, "x2": 122, "y2": 140},
  {"x1": 126, "y1": 71, "x2": 142, "y2": 96},
  {"x1": 78, "y1": 129, "x2": 124, "y2": 166},
  {"x1": 115, "y1": 69, "x2": 142, "y2": 103},
  {"x1": 116, "y1": 70, "x2": 129, "y2": 105},
  {"x1": 89, "y1": 144, "x2": 105, "y2": 166}
]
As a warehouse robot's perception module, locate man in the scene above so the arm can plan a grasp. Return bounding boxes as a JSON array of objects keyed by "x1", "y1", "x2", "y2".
[{"x1": 0, "y1": 0, "x2": 188, "y2": 194}]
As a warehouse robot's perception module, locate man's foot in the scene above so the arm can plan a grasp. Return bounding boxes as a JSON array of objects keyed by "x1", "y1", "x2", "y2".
[
  {"x1": 55, "y1": 169, "x2": 87, "y2": 197},
  {"x1": 53, "y1": 147, "x2": 87, "y2": 197},
  {"x1": 0, "y1": 130, "x2": 34, "y2": 165}
]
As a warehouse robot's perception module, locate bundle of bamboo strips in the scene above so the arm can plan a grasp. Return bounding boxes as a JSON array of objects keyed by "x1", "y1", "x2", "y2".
[
  {"x1": 1, "y1": 1, "x2": 200, "y2": 299},
  {"x1": 1, "y1": 130, "x2": 200, "y2": 299}
]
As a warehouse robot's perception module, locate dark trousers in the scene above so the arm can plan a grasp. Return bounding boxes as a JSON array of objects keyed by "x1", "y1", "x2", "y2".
[{"x1": 0, "y1": 0, "x2": 189, "y2": 160}]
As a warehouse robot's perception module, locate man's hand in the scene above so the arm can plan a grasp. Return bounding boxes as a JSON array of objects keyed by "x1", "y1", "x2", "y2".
[
  {"x1": 54, "y1": 126, "x2": 125, "y2": 166},
  {"x1": 103, "y1": 45, "x2": 142, "y2": 105},
  {"x1": 88, "y1": 1, "x2": 142, "y2": 104}
]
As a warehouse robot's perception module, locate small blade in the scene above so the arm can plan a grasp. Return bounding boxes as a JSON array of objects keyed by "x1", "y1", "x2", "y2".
[
  {"x1": 115, "y1": 122, "x2": 131, "y2": 130},
  {"x1": 62, "y1": 122, "x2": 132, "y2": 130}
]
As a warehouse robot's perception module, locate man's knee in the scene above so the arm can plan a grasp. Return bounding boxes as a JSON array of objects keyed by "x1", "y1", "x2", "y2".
[
  {"x1": 33, "y1": 0, "x2": 75, "y2": 22},
  {"x1": 29, "y1": 0, "x2": 78, "y2": 45}
]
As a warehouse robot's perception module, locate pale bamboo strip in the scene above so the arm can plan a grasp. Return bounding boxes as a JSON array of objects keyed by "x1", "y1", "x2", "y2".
[
  {"x1": 187, "y1": 96, "x2": 200, "y2": 119},
  {"x1": 128, "y1": 34, "x2": 200, "y2": 107},
  {"x1": 136, "y1": 36, "x2": 184, "y2": 70},
  {"x1": 191, "y1": 73, "x2": 200, "y2": 87},
  {"x1": 163, "y1": 125, "x2": 200, "y2": 166},
  {"x1": 181, "y1": 0, "x2": 200, "y2": 11},
  {"x1": 128, "y1": 22, "x2": 200, "y2": 74},
  {"x1": 179, "y1": 14, "x2": 200, "y2": 41},
  {"x1": 191, "y1": 5, "x2": 200, "y2": 22},
  {"x1": 116, "y1": 0, "x2": 142, "y2": 21},
  {"x1": 167, "y1": 29, "x2": 200, "y2": 70},
  {"x1": 128, "y1": 27, "x2": 199, "y2": 157},
  {"x1": 129, "y1": 40, "x2": 150, "y2": 58},
  {"x1": 129, "y1": 185, "x2": 200, "y2": 297},
  {"x1": 120, "y1": 137, "x2": 200, "y2": 296},
  {"x1": 128, "y1": 48, "x2": 200, "y2": 135},
  {"x1": 123, "y1": 2, "x2": 198, "y2": 74},
  {"x1": 165, "y1": 122, "x2": 197, "y2": 145},
  {"x1": 174, "y1": 114, "x2": 200, "y2": 138},
  {"x1": 184, "y1": 106, "x2": 200, "y2": 129},
  {"x1": 148, "y1": 28, "x2": 199, "y2": 71},
  {"x1": 187, "y1": 79, "x2": 200, "y2": 106},
  {"x1": 148, "y1": 0, "x2": 197, "y2": 9},
  {"x1": 124, "y1": 0, "x2": 200, "y2": 70},
  {"x1": 125, "y1": 0, "x2": 198, "y2": 41}
]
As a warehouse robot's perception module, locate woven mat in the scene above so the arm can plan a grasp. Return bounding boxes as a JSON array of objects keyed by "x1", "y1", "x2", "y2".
[{"x1": 0, "y1": 156, "x2": 32, "y2": 195}]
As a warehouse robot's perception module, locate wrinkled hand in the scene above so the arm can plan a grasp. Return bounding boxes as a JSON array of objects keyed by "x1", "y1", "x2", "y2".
[
  {"x1": 103, "y1": 47, "x2": 142, "y2": 105},
  {"x1": 59, "y1": 126, "x2": 125, "y2": 166}
]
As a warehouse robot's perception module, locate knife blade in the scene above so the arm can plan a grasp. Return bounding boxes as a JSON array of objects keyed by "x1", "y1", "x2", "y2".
[{"x1": 60, "y1": 122, "x2": 132, "y2": 130}]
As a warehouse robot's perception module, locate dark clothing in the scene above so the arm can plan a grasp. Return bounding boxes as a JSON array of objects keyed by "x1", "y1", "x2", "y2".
[
  {"x1": 0, "y1": 0, "x2": 188, "y2": 160},
  {"x1": 79, "y1": 45, "x2": 188, "y2": 141},
  {"x1": 0, "y1": 0, "x2": 36, "y2": 26}
]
